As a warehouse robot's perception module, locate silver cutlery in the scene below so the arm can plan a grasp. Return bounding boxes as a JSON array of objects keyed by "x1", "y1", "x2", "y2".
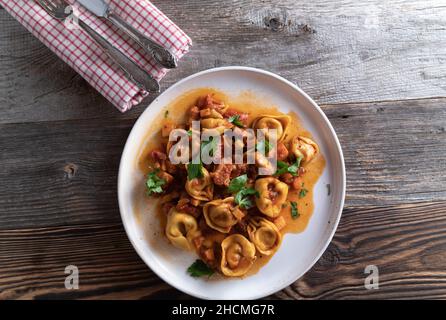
[
  {"x1": 37, "y1": 0, "x2": 160, "y2": 93},
  {"x1": 77, "y1": 0, "x2": 178, "y2": 69}
]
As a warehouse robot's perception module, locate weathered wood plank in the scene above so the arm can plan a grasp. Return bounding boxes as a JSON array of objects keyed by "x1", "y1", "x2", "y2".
[
  {"x1": 324, "y1": 98, "x2": 446, "y2": 206},
  {"x1": 0, "y1": 98, "x2": 444, "y2": 230},
  {"x1": 1, "y1": 201, "x2": 446, "y2": 299},
  {"x1": 1, "y1": 0, "x2": 446, "y2": 123},
  {"x1": 276, "y1": 201, "x2": 446, "y2": 300}
]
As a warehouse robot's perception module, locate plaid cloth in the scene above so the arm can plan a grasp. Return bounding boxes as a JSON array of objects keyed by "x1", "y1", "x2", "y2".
[{"x1": 0, "y1": 0, "x2": 192, "y2": 112}]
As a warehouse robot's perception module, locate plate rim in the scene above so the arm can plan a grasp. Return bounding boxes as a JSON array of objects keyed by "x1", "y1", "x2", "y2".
[{"x1": 118, "y1": 66, "x2": 346, "y2": 300}]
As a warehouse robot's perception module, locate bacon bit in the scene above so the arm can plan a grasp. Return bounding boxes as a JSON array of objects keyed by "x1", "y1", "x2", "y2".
[
  {"x1": 203, "y1": 248, "x2": 215, "y2": 261},
  {"x1": 280, "y1": 172, "x2": 294, "y2": 185},
  {"x1": 176, "y1": 198, "x2": 201, "y2": 217},
  {"x1": 210, "y1": 164, "x2": 233, "y2": 186},
  {"x1": 225, "y1": 108, "x2": 249, "y2": 125},
  {"x1": 162, "y1": 202, "x2": 175, "y2": 215},
  {"x1": 193, "y1": 236, "x2": 205, "y2": 250},
  {"x1": 273, "y1": 216, "x2": 286, "y2": 231},
  {"x1": 277, "y1": 142, "x2": 289, "y2": 161},
  {"x1": 189, "y1": 106, "x2": 200, "y2": 121},
  {"x1": 292, "y1": 176, "x2": 304, "y2": 190},
  {"x1": 231, "y1": 163, "x2": 248, "y2": 178},
  {"x1": 197, "y1": 94, "x2": 226, "y2": 112},
  {"x1": 151, "y1": 149, "x2": 167, "y2": 161}
]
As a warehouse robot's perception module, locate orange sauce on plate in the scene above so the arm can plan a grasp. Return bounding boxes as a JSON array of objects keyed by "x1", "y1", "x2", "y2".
[{"x1": 136, "y1": 88, "x2": 325, "y2": 276}]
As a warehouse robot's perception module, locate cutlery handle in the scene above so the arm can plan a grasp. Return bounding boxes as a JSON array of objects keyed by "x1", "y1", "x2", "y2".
[
  {"x1": 78, "y1": 19, "x2": 160, "y2": 93},
  {"x1": 107, "y1": 12, "x2": 178, "y2": 69}
]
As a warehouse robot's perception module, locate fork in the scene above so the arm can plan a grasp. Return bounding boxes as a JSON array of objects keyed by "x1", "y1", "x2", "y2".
[{"x1": 37, "y1": 0, "x2": 160, "y2": 93}]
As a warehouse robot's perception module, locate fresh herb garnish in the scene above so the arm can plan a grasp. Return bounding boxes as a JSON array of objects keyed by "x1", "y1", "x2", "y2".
[
  {"x1": 187, "y1": 129, "x2": 192, "y2": 137},
  {"x1": 164, "y1": 110, "x2": 169, "y2": 118},
  {"x1": 235, "y1": 187, "x2": 259, "y2": 209},
  {"x1": 187, "y1": 162, "x2": 204, "y2": 180},
  {"x1": 187, "y1": 260, "x2": 214, "y2": 278},
  {"x1": 299, "y1": 188, "x2": 308, "y2": 198},
  {"x1": 145, "y1": 170, "x2": 165, "y2": 195},
  {"x1": 228, "y1": 115, "x2": 244, "y2": 128},
  {"x1": 290, "y1": 201, "x2": 300, "y2": 219},
  {"x1": 256, "y1": 139, "x2": 273, "y2": 155},
  {"x1": 228, "y1": 174, "x2": 259, "y2": 209},
  {"x1": 274, "y1": 156, "x2": 303, "y2": 176},
  {"x1": 228, "y1": 174, "x2": 248, "y2": 193}
]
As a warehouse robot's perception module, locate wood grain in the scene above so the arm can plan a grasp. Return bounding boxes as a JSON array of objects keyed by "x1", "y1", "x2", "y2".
[
  {"x1": 1, "y1": 0, "x2": 446, "y2": 123},
  {"x1": 276, "y1": 201, "x2": 446, "y2": 300},
  {"x1": 1, "y1": 201, "x2": 445, "y2": 299},
  {"x1": 1, "y1": 0, "x2": 446, "y2": 300}
]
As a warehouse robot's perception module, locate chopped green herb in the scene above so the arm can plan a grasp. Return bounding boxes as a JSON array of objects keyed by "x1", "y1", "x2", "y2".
[
  {"x1": 290, "y1": 201, "x2": 300, "y2": 219},
  {"x1": 235, "y1": 187, "x2": 259, "y2": 209},
  {"x1": 187, "y1": 129, "x2": 192, "y2": 137},
  {"x1": 187, "y1": 162, "x2": 203, "y2": 180},
  {"x1": 274, "y1": 156, "x2": 303, "y2": 176},
  {"x1": 228, "y1": 174, "x2": 248, "y2": 193},
  {"x1": 228, "y1": 115, "x2": 244, "y2": 128},
  {"x1": 187, "y1": 260, "x2": 214, "y2": 278},
  {"x1": 256, "y1": 139, "x2": 273, "y2": 155},
  {"x1": 164, "y1": 110, "x2": 169, "y2": 118},
  {"x1": 299, "y1": 188, "x2": 309, "y2": 198},
  {"x1": 145, "y1": 170, "x2": 165, "y2": 195}
]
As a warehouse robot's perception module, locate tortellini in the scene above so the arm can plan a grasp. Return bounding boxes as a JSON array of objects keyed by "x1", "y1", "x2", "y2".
[
  {"x1": 185, "y1": 166, "x2": 214, "y2": 201},
  {"x1": 247, "y1": 217, "x2": 282, "y2": 255},
  {"x1": 290, "y1": 136, "x2": 319, "y2": 165},
  {"x1": 203, "y1": 197, "x2": 244, "y2": 233},
  {"x1": 165, "y1": 208, "x2": 200, "y2": 251},
  {"x1": 255, "y1": 177, "x2": 289, "y2": 218},
  {"x1": 252, "y1": 115, "x2": 291, "y2": 142},
  {"x1": 220, "y1": 234, "x2": 256, "y2": 277}
]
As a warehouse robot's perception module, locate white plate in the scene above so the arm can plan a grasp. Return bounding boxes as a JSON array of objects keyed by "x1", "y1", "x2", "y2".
[{"x1": 118, "y1": 66, "x2": 346, "y2": 300}]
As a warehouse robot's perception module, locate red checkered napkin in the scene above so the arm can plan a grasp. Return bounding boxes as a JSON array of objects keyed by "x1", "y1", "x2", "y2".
[{"x1": 0, "y1": 0, "x2": 192, "y2": 112}]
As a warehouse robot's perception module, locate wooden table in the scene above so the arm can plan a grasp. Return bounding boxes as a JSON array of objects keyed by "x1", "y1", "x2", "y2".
[{"x1": 1, "y1": 0, "x2": 445, "y2": 299}]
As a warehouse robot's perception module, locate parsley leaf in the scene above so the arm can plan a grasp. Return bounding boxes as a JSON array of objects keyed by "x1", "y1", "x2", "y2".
[
  {"x1": 228, "y1": 174, "x2": 248, "y2": 193},
  {"x1": 187, "y1": 129, "x2": 192, "y2": 137},
  {"x1": 299, "y1": 188, "x2": 308, "y2": 198},
  {"x1": 187, "y1": 162, "x2": 203, "y2": 180},
  {"x1": 274, "y1": 156, "x2": 303, "y2": 176},
  {"x1": 228, "y1": 115, "x2": 245, "y2": 128},
  {"x1": 256, "y1": 139, "x2": 273, "y2": 154},
  {"x1": 187, "y1": 260, "x2": 214, "y2": 278},
  {"x1": 235, "y1": 187, "x2": 259, "y2": 209},
  {"x1": 290, "y1": 201, "x2": 300, "y2": 219},
  {"x1": 145, "y1": 170, "x2": 165, "y2": 195}
]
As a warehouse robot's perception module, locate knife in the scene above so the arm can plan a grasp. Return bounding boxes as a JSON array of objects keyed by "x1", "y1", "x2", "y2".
[{"x1": 77, "y1": 0, "x2": 178, "y2": 69}]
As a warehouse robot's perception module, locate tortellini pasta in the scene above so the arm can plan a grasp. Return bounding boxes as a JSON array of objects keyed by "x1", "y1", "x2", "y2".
[
  {"x1": 247, "y1": 217, "x2": 282, "y2": 255},
  {"x1": 185, "y1": 166, "x2": 214, "y2": 201},
  {"x1": 290, "y1": 136, "x2": 319, "y2": 165},
  {"x1": 203, "y1": 197, "x2": 245, "y2": 233},
  {"x1": 220, "y1": 234, "x2": 256, "y2": 277},
  {"x1": 165, "y1": 208, "x2": 200, "y2": 251},
  {"x1": 252, "y1": 115, "x2": 291, "y2": 142},
  {"x1": 255, "y1": 177, "x2": 289, "y2": 218}
]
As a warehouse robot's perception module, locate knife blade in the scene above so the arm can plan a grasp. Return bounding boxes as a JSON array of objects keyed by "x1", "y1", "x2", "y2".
[{"x1": 77, "y1": 0, "x2": 178, "y2": 69}]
